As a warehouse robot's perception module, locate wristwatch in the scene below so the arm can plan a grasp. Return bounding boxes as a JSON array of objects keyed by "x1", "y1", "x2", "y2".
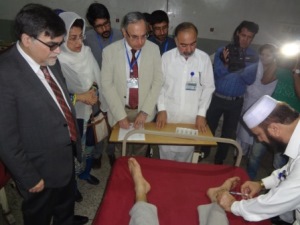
[{"x1": 293, "y1": 69, "x2": 300, "y2": 74}]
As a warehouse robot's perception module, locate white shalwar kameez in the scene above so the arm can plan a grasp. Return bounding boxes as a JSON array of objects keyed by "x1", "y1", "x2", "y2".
[{"x1": 157, "y1": 48, "x2": 215, "y2": 162}]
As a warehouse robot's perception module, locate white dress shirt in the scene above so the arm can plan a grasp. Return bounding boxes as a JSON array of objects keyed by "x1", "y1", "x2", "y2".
[
  {"x1": 17, "y1": 41, "x2": 70, "y2": 116},
  {"x1": 231, "y1": 120, "x2": 300, "y2": 224}
]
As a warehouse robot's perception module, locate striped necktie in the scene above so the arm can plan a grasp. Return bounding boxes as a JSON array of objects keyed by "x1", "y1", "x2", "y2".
[
  {"x1": 129, "y1": 49, "x2": 138, "y2": 109},
  {"x1": 40, "y1": 66, "x2": 77, "y2": 141}
]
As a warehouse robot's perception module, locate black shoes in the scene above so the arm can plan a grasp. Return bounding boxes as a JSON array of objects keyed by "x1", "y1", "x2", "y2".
[
  {"x1": 85, "y1": 174, "x2": 100, "y2": 185},
  {"x1": 73, "y1": 215, "x2": 88, "y2": 225}
]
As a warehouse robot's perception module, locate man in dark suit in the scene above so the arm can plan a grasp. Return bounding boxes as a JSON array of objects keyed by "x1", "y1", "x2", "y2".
[{"x1": 0, "y1": 4, "x2": 87, "y2": 225}]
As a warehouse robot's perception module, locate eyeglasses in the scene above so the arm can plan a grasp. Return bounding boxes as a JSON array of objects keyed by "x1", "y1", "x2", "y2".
[
  {"x1": 94, "y1": 20, "x2": 111, "y2": 29},
  {"x1": 34, "y1": 38, "x2": 64, "y2": 51},
  {"x1": 68, "y1": 34, "x2": 86, "y2": 42},
  {"x1": 125, "y1": 30, "x2": 149, "y2": 42}
]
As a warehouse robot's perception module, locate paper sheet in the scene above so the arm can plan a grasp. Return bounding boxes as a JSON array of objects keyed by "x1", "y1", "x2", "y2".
[{"x1": 118, "y1": 123, "x2": 145, "y2": 141}]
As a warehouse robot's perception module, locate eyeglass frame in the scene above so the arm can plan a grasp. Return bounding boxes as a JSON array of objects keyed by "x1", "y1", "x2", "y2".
[
  {"x1": 94, "y1": 20, "x2": 111, "y2": 30},
  {"x1": 125, "y1": 30, "x2": 149, "y2": 42},
  {"x1": 68, "y1": 34, "x2": 86, "y2": 42},
  {"x1": 34, "y1": 37, "x2": 64, "y2": 51}
]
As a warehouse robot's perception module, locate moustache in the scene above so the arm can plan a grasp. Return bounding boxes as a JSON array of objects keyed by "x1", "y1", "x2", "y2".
[{"x1": 102, "y1": 31, "x2": 111, "y2": 38}]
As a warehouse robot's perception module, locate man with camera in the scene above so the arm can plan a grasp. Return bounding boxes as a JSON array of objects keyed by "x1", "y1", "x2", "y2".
[{"x1": 201, "y1": 21, "x2": 259, "y2": 165}]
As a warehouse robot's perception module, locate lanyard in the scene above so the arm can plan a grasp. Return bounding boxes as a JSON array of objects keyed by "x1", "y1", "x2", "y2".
[
  {"x1": 163, "y1": 40, "x2": 169, "y2": 53},
  {"x1": 124, "y1": 41, "x2": 141, "y2": 73},
  {"x1": 96, "y1": 33, "x2": 113, "y2": 50}
]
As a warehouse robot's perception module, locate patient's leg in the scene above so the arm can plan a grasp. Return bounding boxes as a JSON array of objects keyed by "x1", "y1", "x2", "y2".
[
  {"x1": 128, "y1": 158, "x2": 159, "y2": 225},
  {"x1": 207, "y1": 177, "x2": 240, "y2": 202},
  {"x1": 128, "y1": 157, "x2": 151, "y2": 202}
]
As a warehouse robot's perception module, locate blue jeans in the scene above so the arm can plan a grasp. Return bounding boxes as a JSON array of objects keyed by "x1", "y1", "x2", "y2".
[{"x1": 247, "y1": 140, "x2": 288, "y2": 180}]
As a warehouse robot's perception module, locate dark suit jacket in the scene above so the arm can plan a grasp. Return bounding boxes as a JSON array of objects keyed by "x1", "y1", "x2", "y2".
[{"x1": 0, "y1": 45, "x2": 81, "y2": 192}]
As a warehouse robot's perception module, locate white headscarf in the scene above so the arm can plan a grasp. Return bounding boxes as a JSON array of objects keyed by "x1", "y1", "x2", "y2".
[{"x1": 58, "y1": 12, "x2": 101, "y2": 120}]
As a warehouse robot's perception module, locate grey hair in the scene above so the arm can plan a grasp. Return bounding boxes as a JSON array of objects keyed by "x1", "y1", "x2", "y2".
[{"x1": 121, "y1": 12, "x2": 146, "y2": 30}]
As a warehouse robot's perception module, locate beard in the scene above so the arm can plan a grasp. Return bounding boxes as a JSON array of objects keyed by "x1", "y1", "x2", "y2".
[
  {"x1": 156, "y1": 34, "x2": 167, "y2": 42},
  {"x1": 265, "y1": 131, "x2": 285, "y2": 149},
  {"x1": 101, "y1": 31, "x2": 111, "y2": 39},
  {"x1": 181, "y1": 51, "x2": 194, "y2": 58}
]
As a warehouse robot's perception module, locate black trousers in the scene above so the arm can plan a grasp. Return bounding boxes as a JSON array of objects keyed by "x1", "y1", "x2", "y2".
[
  {"x1": 202, "y1": 94, "x2": 244, "y2": 163},
  {"x1": 20, "y1": 171, "x2": 76, "y2": 225}
]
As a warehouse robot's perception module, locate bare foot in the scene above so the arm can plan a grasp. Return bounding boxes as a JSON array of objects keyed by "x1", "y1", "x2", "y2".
[
  {"x1": 207, "y1": 187, "x2": 223, "y2": 202},
  {"x1": 128, "y1": 158, "x2": 151, "y2": 202},
  {"x1": 207, "y1": 177, "x2": 240, "y2": 202},
  {"x1": 221, "y1": 177, "x2": 240, "y2": 190}
]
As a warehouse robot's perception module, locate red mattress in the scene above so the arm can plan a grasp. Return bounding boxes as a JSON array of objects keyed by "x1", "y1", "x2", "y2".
[{"x1": 93, "y1": 157, "x2": 271, "y2": 225}]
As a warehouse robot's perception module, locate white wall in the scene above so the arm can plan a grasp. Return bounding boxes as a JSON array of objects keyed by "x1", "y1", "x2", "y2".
[
  {"x1": 0, "y1": 0, "x2": 299, "y2": 45},
  {"x1": 169, "y1": 0, "x2": 300, "y2": 45}
]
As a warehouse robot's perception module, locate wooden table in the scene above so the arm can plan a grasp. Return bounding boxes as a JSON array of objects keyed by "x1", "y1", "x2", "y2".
[
  {"x1": 109, "y1": 122, "x2": 243, "y2": 166},
  {"x1": 109, "y1": 122, "x2": 217, "y2": 145}
]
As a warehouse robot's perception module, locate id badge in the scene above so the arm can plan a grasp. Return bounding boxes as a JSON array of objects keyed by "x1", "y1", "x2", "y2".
[
  {"x1": 127, "y1": 78, "x2": 139, "y2": 88},
  {"x1": 185, "y1": 81, "x2": 197, "y2": 91}
]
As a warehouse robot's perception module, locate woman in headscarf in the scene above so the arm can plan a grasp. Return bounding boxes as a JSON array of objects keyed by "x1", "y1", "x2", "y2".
[{"x1": 58, "y1": 11, "x2": 100, "y2": 186}]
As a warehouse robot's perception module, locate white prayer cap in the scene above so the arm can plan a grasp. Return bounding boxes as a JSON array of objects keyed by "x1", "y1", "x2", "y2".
[{"x1": 243, "y1": 95, "x2": 278, "y2": 129}]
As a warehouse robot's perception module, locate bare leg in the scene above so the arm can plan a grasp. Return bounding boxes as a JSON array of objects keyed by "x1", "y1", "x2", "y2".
[
  {"x1": 207, "y1": 177, "x2": 240, "y2": 202},
  {"x1": 128, "y1": 158, "x2": 151, "y2": 202},
  {"x1": 128, "y1": 158, "x2": 159, "y2": 225}
]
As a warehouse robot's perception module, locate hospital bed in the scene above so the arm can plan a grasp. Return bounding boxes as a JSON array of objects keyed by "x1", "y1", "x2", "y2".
[{"x1": 93, "y1": 130, "x2": 271, "y2": 225}]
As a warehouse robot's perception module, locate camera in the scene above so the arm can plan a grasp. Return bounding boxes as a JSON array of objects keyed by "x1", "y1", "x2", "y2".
[{"x1": 220, "y1": 38, "x2": 258, "y2": 72}]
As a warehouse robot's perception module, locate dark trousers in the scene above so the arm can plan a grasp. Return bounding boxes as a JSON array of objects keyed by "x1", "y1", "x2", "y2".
[
  {"x1": 203, "y1": 94, "x2": 244, "y2": 164},
  {"x1": 21, "y1": 172, "x2": 76, "y2": 225}
]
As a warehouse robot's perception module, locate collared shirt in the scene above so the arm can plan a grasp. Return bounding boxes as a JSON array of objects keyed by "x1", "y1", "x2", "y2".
[
  {"x1": 124, "y1": 39, "x2": 142, "y2": 106},
  {"x1": 16, "y1": 42, "x2": 70, "y2": 116},
  {"x1": 231, "y1": 120, "x2": 300, "y2": 223},
  {"x1": 148, "y1": 36, "x2": 176, "y2": 55},
  {"x1": 157, "y1": 48, "x2": 215, "y2": 122},
  {"x1": 84, "y1": 28, "x2": 123, "y2": 69},
  {"x1": 213, "y1": 46, "x2": 257, "y2": 97}
]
